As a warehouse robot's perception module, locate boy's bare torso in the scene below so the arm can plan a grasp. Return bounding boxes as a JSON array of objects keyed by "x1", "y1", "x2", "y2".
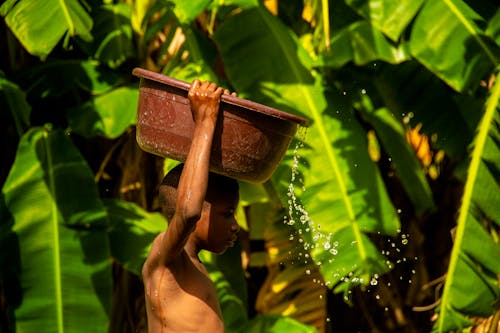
[{"x1": 143, "y1": 232, "x2": 225, "y2": 333}]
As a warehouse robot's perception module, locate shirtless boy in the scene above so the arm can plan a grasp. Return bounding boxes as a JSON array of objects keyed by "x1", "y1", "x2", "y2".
[{"x1": 142, "y1": 80, "x2": 240, "y2": 332}]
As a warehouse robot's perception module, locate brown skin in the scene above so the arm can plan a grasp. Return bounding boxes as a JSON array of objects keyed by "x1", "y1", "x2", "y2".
[{"x1": 142, "y1": 80, "x2": 240, "y2": 333}]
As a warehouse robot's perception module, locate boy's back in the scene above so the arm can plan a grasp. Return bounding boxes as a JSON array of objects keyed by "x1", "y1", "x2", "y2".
[{"x1": 142, "y1": 232, "x2": 224, "y2": 332}]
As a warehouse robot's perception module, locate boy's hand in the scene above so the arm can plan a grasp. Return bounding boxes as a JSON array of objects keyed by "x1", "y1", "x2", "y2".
[
  {"x1": 188, "y1": 80, "x2": 224, "y2": 124},
  {"x1": 188, "y1": 80, "x2": 237, "y2": 124}
]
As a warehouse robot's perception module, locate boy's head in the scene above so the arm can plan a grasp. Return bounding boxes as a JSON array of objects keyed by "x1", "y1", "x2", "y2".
[{"x1": 159, "y1": 164, "x2": 240, "y2": 253}]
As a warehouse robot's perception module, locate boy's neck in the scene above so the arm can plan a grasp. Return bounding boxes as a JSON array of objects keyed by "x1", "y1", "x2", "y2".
[{"x1": 185, "y1": 239, "x2": 202, "y2": 262}]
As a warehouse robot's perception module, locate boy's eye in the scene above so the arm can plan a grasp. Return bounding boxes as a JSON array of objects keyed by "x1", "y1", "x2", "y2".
[{"x1": 224, "y1": 210, "x2": 235, "y2": 217}]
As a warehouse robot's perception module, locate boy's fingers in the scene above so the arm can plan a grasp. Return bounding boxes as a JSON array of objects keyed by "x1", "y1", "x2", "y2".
[
  {"x1": 200, "y1": 81, "x2": 210, "y2": 90},
  {"x1": 214, "y1": 87, "x2": 224, "y2": 97},
  {"x1": 191, "y1": 79, "x2": 200, "y2": 91},
  {"x1": 224, "y1": 89, "x2": 230, "y2": 95},
  {"x1": 208, "y1": 82, "x2": 218, "y2": 92},
  {"x1": 231, "y1": 92, "x2": 237, "y2": 97}
]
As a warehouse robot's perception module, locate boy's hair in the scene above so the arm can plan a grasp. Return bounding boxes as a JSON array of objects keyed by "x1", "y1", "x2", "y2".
[{"x1": 158, "y1": 163, "x2": 239, "y2": 221}]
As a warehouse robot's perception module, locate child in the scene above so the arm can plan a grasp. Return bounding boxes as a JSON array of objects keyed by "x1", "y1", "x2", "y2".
[{"x1": 142, "y1": 80, "x2": 240, "y2": 332}]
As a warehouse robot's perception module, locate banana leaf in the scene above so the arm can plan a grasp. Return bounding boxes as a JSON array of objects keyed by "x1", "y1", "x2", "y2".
[
  {"x1": 0, "y1": 0, "x2": 93, "y2": 58},
  {"x1": 67, "y1": 86, "x2": 138, "y2": 139},
  {"x1": 358, "y1": 102, "x2": 435, "y2": 214},
  {"x1": 345, "y1": 0, "x2": 424, "y2": 42},
  {"x1": 168, "y1": 0, "x2": 211, "y2": 24},
  {"x1": 316, "y1": 20, "x2": 409, "y2": 68},
  {"x1": 1, "y1": 127, "x2": 112, "y2": 333},
  {"x1": 104, "y1": 198, "x2": 165, "y2": 276},
  {"x1": 432, "y1": 70, "x2": 500, "y2": 332},
  {"x1": 374, "y1": 61, "x2": 482, "y2": 163},
  {"x1": 78, "y1": 3, "x2": 134, "y2": 68},
  {"x1": 214, "y1": 6, "x2": 399, "y2": 291},
  {"x1": 409, "y1": 0, "x2": 500, "y2": 93}
]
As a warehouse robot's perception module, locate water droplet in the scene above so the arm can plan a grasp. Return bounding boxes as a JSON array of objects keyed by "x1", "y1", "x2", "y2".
[
  {"x1": 401, "y1": 238, "x2": 408, "y2": 245},
  {"x1": 370, "y1": 277, "x2": 378, "y2": 286},
  {"x1": 361, "y1": 89, "x2": 367, "y2": 94}
]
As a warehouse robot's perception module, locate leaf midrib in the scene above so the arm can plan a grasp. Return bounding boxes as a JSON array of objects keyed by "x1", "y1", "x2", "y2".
[
  {"x1": 58, "y1": 0, "x2": 74, "y2": 34},
  {"x1": 43, "y1": 130, "x2": 64, "y2": 333},
  {"x1": 258, "y1": 8, "x2": 367, "y2": 261},
  {"x1": 436, "y1": 70, "x2": 500, "y2": 331}
]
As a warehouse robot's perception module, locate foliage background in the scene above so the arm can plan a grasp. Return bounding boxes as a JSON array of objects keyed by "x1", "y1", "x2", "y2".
[{"x1": 1, "y1": 0, "x2": 499, "y2": 332}]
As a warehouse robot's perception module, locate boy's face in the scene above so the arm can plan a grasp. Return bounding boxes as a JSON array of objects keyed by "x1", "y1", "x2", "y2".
[{"x1": 194, "y1": 190, "x2": 240, "y2": 254}]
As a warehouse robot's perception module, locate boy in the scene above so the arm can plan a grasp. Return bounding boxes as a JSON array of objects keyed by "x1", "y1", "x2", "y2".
[{"x1": 142, "y1": 80, "x2": 240, "y2": 332}]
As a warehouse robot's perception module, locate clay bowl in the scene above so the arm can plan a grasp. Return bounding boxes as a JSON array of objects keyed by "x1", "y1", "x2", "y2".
[{"x1": 133, "y1": 68, "x2": 308, "y2": 183}]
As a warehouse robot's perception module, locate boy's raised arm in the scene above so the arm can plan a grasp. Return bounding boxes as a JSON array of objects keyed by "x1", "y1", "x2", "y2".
[{"x1": 159, "y1": 80, "x2": 223, "y2": 265}]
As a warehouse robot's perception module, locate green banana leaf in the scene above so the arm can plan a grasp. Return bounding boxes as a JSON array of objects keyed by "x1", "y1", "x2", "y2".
[
  {"x1": 345, "y1": 0, "x2": 424, "y2": 42},
  {"x1": 168, "y1": 0, "x2": 211, "y2": 24},
  {"x1": 79, "y1": 3, "x2": 134, "y2": 68},
  {"x1": 214, "y1": 6, "x2": 399, "y2": 291},
  {"x1": 0, "y1": 0, "x2": 93, "y2": 58},
  {"x1": 486, "y1": 8, "x2": 500, "y2": 43},
  {"x1": 358, "y1": 102, "x2": 435, "y2": 214},
  {"x1": 433, "y1": 70, "x2": 500, "y2": 332},
  {"x1": 1, "y1": 127, "x2": 112, "y2": 333},
  {"x1": 316, "y1": 20, "x2": 409, "y2": 68},
  {"x1": 105, "y1": 198, "x2": 165, "y2": 276},
  {"x1": 0, "y1": 72, "x2": 31, "y2": 136},
  {"x1": 409, "y1": 0, "x2": 500, "y2": 93},
  {"x1": 67, "y1": 86, "x2": 138, "y2": 139}
]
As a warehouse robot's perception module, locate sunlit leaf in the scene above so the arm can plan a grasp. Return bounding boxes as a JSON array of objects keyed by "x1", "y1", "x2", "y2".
[
  {"x1": 67, "y1": 86, "x2": 138, "y2": 139},
  {"x1": 131, "y1": 0, "x2": 155, "y2": 35},
  {"x1": 345, "y1": 0, "x2": 424, "y2": 41},
  {"x1": 1, "y1": 127, "x2": 111, "y2": 332},
  {"x1": 317, "y1": 21, "x2": 409, "y2": 68},
  {"x1": 214, "y1": 6, "x2": 399, "y2": 291},
  {"x1": 433, "y1": 70, "x2": 500, "y2": 332},
  {"x1": 1, "y1": 0, "x2": 93, "y2": 58},
  {"x1": 409, "y1": 0, "x2": 500, "y2": 92},
  {"x1": 168, "y1": 0, "x2": 211, "y2": 24}
]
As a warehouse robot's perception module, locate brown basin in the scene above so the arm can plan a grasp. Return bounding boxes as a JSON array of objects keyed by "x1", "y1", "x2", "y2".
[{"x1": 133, "y1": 68, "x2": 308, "y2": 183}]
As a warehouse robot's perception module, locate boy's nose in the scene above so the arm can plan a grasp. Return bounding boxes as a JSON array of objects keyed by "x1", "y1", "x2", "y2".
[{"x1": 231, "y1": 220, "x2": 240, "y2": 232}]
